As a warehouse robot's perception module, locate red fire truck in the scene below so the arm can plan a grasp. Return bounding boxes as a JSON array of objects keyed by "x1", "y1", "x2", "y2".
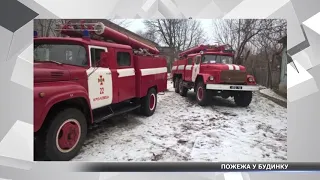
[
  {"x1": 171, "y1": 44, "x2": 259, "y2": 106},
  {"x1": 33, "y1": 21, "x2": 167, "y2": 161}
]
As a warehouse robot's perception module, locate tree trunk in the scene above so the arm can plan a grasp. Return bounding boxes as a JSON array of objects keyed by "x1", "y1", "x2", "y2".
[
  {"x1": 251, "y1": 56, "x2": 256, "y2": 79},
  {"x1": 266, "y1": 54, "x2": 275, "y2": 89},
  {"x1": 243, "y1": 50, "x2": 250, "y2": 64}
]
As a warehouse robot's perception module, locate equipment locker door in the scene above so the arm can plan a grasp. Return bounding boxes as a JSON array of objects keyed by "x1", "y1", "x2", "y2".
[
  {"x1": 191, "y1": 55, "x2": 201, "y2": 82},
  {"x1": 185, "y1": 57, "x2": 193, "y2": 82},
  {"x1": 86, "y1": 46, "x2": 113, "y2": 109},
  {"x1": 114, "y1": 49, "x2": 136, "y2": 102}
]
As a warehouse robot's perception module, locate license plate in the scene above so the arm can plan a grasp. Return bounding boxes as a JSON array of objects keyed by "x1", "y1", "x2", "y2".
[{"x1": 230, "y1": 85, "x2": 242, "y2": 89}]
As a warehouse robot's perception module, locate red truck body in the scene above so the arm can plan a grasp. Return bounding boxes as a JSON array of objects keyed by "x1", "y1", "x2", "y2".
[
  {"x1": 171, "y1": 44, "x2": 259, "y2": 106},
  {"x1": 34, "y1": 21, "x2": 167, "y2": 161}
]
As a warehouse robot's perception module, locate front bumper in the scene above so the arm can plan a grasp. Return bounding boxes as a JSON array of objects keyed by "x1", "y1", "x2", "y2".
[{"x1": 206, "y1": 84, "x2": 259, "y2": 91}]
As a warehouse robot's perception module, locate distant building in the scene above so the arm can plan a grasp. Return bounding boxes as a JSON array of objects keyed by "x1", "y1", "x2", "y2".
[{"x1": 278, "y1": 36, "x2": 287, "y2": 95}]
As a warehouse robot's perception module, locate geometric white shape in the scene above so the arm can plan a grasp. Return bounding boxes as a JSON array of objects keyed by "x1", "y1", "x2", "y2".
[
  {"x1": 0, "y1": 155, "x2": 33, "y2": 170},
  {"x1": 287, "y1": 60, "x2": 319, "y2": 102},
  {"x1": 141, "y1": 0, "x2": 158, "y2": 17},
  {"x1": 10, "y1": 56, "x2": 33, "y2": 90},
  {"x1": 186, "y1": 173, "x2": 216, "y2": 180},
  {"x1": 291, "y1": 47, "x2": 313, "y2": 70},
  {"x1": 99, "y1": 172, "x2": 120, "y2": 180},
  {"x1": 223, "y1": 0, "x2": 290, "y2": 18},
  {"x1": 303, "y1": 12, "x2": 320, "y2": 35},
  {"x1": 0, "y1": 120, "x2": 33, "y2": 162},
  {"x1": 194, "y1": 1, "x2": 222, "y2": 18},
  {"x1": 7, "y1": 21, "x2": 33, "y2": 63},
  {"x1": 302, "y1": 16, "x2": 320, "y2": 68},
  {"x1": 268, "y1": 1, "x2": 306, "y2": 50},
  {"x1": 33, "y1": 0, "x2": 118, "y2": 18},
  {"x1": 169, "y1": 0, "x2": 213, "y2": 18},
  {"x1": 0, "y1": 178, "x2": 11, "y2": 180},
  {"x1": 159, "y1": 0, "x2": 184, "y2": 18},
  {"x1": 224, "y1": 172, "x2": 244, "y2": 180},
  {"x1": 151, "y1": 10, "x2": 166, "y2": 19},
  {"x1": 0, "y1": 26, "x2": 13, "y2": 62},
  {"x1": 142, "y1": 0, "x2": 157, "y2": 12},
  {"x1": 18, "y1": 43, "x2": 33, "y2": 63}
]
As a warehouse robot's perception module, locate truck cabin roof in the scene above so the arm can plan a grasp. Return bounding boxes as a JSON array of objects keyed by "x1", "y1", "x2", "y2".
[{"x1": 34, "y1": 37, "x2": 133, "y2": 50}]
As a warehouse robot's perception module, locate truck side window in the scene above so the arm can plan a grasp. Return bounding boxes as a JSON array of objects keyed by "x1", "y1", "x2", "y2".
[
  {"x1": 187, "y1": 58, "x2": 192, "y2": 65},
  {"x1": 90, "y1": 48, "x2": 105, "y2": 67},
  {"x1": 117, "y1": 52, "x2": 131, "y2": 67},
  {"x1": 195, "y1": 56, "x2": 201, "y2": 64}
]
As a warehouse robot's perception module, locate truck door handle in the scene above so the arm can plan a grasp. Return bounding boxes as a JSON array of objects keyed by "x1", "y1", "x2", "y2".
[{"x1": 117, "y1": 72, "x2": 119, "y2": 76}]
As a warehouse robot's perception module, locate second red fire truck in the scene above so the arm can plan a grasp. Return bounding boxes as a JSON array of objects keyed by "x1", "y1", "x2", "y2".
[{"x1": 171, "y1": 44, "x2": 259, "y2": 106}]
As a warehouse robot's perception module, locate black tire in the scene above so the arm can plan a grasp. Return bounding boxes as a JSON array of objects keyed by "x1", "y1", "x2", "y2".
[
  {"x1": 44, "y1": 108, "x2": 87, "y2": 161},
  {"x1": 195, "y1": 81, "x2": 212, "y2": 106},
  {"x1": 179, "y1": 78, "x2": 188, "y2": 97},
  {"x1": 174, "y1": 78, "x2": 180, "y2": 93},
  {"x1": 234, "y1": 91, "x2": 253, "y2": 107},
  {"x1": 141, "y1": 88, "x2": 157, "y2": 116}
]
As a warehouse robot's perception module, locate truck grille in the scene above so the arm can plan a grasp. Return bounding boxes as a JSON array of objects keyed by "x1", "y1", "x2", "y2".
[{"x1": 220, "y1": 70, "x2": 247, "y2": 84}]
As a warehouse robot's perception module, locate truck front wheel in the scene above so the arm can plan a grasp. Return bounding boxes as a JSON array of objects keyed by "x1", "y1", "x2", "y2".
[
  {"x1": 195, "y1": 82, "x2": 212, "y2": 106},
  {"x1": 44, "y1": 108, "x2": 87, "y2": 161},
  {"x1": 141, "y1": 88, "x2": 157, "y2": 116},
  {"x1": 234, "y1": 91, "x2": 253, "y2": 107}
]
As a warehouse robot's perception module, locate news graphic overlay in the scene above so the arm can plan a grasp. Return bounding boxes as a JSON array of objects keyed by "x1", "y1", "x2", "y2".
[
  {"x1": 0, "y1": 0, "x2": 319, "y2": 180},
  {"x1": 75, "y1": 162, "x2": 320, "y2": 172}
]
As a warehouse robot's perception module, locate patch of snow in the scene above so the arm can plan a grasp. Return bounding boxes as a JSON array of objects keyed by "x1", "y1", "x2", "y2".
[
  {"x1": 73, "y1": 80, "x2": 287, "y2": 162},
  {"x1": 260, "y1": 88, "x2": 287, "y2": 102}
]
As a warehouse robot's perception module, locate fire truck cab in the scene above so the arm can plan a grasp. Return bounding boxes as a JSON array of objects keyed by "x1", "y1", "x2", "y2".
[
  {"x1": 34, "y1": 21, "x2": 167, "y2": 161},
  {"x1": 171, "y1": 44, "x2": 259, "y2": 106}
]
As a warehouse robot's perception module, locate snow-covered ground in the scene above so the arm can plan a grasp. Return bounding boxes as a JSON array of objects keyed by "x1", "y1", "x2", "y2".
[
  {"x1": 260, "y1": 88, "x2": 287, "y2": 102},
  {"x1": 73, "y1": 81, "x2": 287, "y2": 162}
]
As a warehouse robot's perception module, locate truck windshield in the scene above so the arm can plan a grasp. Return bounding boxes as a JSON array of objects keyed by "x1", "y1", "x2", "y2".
[
  {"x1": 34, "y1": 43, "x2": 88, "y2": 66},
  {"x1": 201, "y1": 54, "x2": 233, "y2": 64}
]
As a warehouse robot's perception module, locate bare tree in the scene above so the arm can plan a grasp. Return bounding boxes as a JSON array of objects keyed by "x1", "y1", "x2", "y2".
[
  {"x1": 143, "y1": 19, "x2": 206, "y2": 50},
  {"x1": 34, "y1": 19, "x2": 62, "y2": 37},
  {"x1": 213, "y1": 19, "x2": 286, "y2": 65},
  {"x1": 135, "y1": 30, "x2": 160, "y2": 44},
  {"x1": 142, "y1": 19, "x2": 207, "y2": 67},
  {"x1": 253, "y1": 20, "x2": 287, "y2": 88}
]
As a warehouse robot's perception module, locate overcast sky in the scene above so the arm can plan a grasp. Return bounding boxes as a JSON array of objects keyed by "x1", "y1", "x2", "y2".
[{"x1": 120, "y1": 19, "x2": 216, "y2": 44}]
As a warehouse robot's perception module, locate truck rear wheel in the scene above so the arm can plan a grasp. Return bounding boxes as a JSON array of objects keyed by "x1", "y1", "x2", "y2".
[
  {"x1": 141, "y1": 88, "x2": 157, "y2": 116},
  {"x1": 44, "y1": 108, "x2": 87, "y2": 161},
  {"x1": 196, "y1": 82, "x2": 211, "y2": 106},
  {"x1": 179, "y1": 79, "x2": 188, "y2": 97},
  {"x1": 234, "y1": 91, "x2": 253, "y2": 107},
  {"x1": 174, "y1": 78, "x2": 180, "y2": 93}
]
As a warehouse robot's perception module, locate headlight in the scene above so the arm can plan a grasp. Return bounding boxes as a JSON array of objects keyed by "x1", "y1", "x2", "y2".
[
  {"x1": 209, "y1": 76, "x2": 214, "y2": 81},
  {"x1": 248, "y1": 77, "x2": 254, "y2": 82}
]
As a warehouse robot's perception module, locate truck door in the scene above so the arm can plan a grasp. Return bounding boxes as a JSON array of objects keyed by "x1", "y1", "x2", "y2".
[
  {"x1": 114, "y1": 49, "x2": 136, "y2": 102},
  {"x1": 191, "y1": 55, "x2": 201, "y2": 82},
  {"x1": 185, "y1": 57, "x2": 193, "y2": 82},
  {"x1": 87, "y1": 45, "x2": 113, "y2": 109}
]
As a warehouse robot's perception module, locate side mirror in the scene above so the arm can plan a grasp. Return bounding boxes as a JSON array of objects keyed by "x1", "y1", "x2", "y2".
[{"x1": 98, "y1": 52, "x2": 109, "y2": 67}]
